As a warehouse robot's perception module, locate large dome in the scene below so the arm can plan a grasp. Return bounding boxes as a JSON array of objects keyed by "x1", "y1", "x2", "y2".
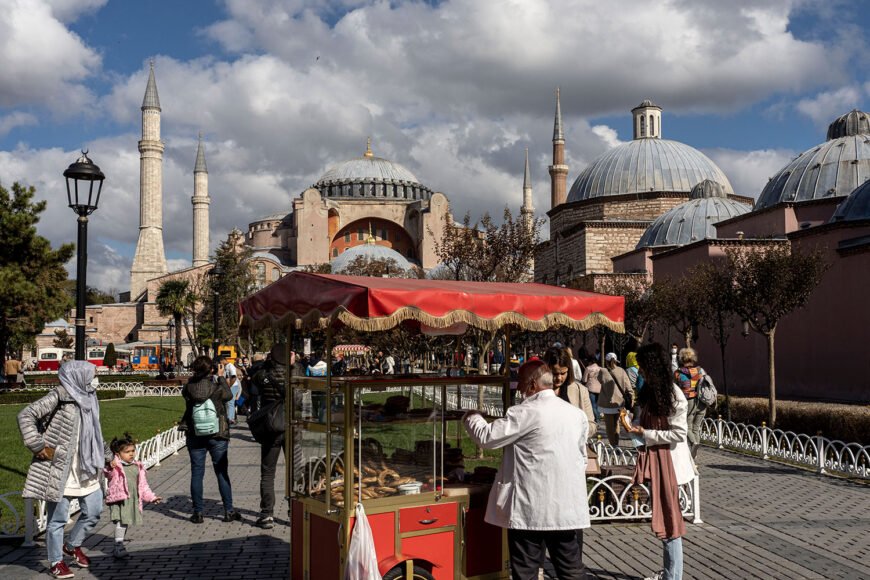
[
  {"x1": 755, "y1": 109, "x2": 870, "y2": 210},
  {"x1": 567, "y1": 138, "x2": 735, "y2": 202},
  {"x1": 330, "y1": 242, "x2": 414, "y2": 273},
  {"x1": 635, "y1": 180, "x2": 751, "y2": 249},
  {"x1": 831, "y1": 179, "x2": 870, "y2": 222},
  {"x1": 314, "y1": 140, "x2": 433, "y2": 201}
]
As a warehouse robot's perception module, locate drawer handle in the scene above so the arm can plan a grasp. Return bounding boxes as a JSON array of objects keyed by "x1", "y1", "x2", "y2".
[{"x1": 419, "y1": 518, "x2": 438, "y2": 525}]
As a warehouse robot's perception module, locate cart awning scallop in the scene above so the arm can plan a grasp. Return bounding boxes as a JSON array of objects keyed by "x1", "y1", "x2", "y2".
[{"x1": 239, "y1": 272, "x2": 624, "y2": 333}]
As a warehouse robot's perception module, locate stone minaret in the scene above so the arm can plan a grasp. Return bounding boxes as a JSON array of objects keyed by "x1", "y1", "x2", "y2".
[
  {"x1": 130, "y1": 62, "x2": 168, "y2": 299},
  {"x1": 521, "y1": 147, "x2": 535, "y2": 232},
  {"x1": 192, "y1": 134, "x2": 210, "y2": 267},
  {"x1": 548, "y1": 87, "x2": 569, "y2": 209},
  {"x1": 632, "y1": 99, "x2": 662, "y2": 139}
]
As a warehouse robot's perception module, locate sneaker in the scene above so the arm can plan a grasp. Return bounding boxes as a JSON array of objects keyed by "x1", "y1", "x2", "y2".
[
  {"x1": 644, "y1": 572, "x2": 664, "y2": 580},
  {"x1": 62, "y1": 545, "x2": 90, "y2": 568},
  {"x1": 190, "y1": 512, "x2": 204, "y2": 524},
  {"x1": 223, "y1": 510, "x2": 242, "y2": 523},
  {"x1": 256, "y1": 515, "x2": 275, "y2": 529},
  {"x1": 49, "y1": 561, "x2": 74, "y2": 578},
  {"x1": 113, "y1": 543, "x2": 130, "y2": 559}
]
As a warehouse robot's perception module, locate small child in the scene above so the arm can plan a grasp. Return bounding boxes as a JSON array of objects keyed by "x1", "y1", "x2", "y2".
[{"x1": 104, "y1": 433, "x2": 161, "y2": 559}]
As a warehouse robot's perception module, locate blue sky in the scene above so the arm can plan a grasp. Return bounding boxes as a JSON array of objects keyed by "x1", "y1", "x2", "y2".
[{"x1": 0, "y1": 0, "x2": 868, "y2": 292}]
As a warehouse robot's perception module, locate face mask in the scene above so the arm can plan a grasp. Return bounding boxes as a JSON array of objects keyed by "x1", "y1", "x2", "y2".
[{"x1": 671, "y1": 349, "x2": 677, "y2": 354}]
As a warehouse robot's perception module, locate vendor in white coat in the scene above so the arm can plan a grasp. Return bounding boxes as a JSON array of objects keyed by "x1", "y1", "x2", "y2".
[{"x1": 464, "y1": 359, "x2": 589, "y2": 580}]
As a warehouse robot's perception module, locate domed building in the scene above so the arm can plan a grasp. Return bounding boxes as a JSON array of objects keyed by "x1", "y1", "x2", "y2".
[
  {"x1": 535, "y1": 96, "x2": 752, "y2": 284},
  {"x1": 244, "y1": 139, "x2": 452, "y2": 287}
]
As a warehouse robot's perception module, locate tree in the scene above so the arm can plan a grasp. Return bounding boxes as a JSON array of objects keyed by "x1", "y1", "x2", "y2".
[
  {"x1": 156, "y1": 279, "x2": 192, "y2": 364},
  {"x1": 61, "y1": 281, "x2": 115, "y2": 305},
  {"x1": 205, "y1": 231, "x2": 256, "y2": 348},
  {"x1": 650, "y1": 276, "x2": 710, "y2": 349},
  {"x1": 302, "y1": 263, "x2": 332, "y2": 274},
  {"x1": 53, "y1": 328, "x2": 74, "y2": 348},
  {"x1": 727, "y1": 244, "x2": 828, "y2": 427},
  {"x1": 338, "y1": 256, "x2": 422, "y2": 279},
  {"x1": 593, "y1": 275, "x2": 654, "y2": 346},
  {"x1": 103, "y1": 342, "x2": 118, "y2": 368},
  {"x1": 0, "y1": 183, "x2": 74, "y2": 359}
]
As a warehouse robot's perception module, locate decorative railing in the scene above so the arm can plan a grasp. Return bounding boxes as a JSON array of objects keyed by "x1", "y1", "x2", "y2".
[
  {"x1": 701, "y1": 417, "x2": 870, "y2": 480},
  {"x1": 409, "y1": 385, "x2": 504, "y2": 417},
  {"x1": 1, "y1": 425, "x2": 187, "y2": 545},
  {"x1": 1, "y1": 382, "x2": 183, "y2": 397}
]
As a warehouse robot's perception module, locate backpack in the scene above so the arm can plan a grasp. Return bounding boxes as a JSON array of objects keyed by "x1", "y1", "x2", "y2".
[
  {"x1": 192, "y1": 398, "x2": 220, "y2": 436},
  {"x1": 696, "y1": 371, "x2": 718, "y2": 408}
]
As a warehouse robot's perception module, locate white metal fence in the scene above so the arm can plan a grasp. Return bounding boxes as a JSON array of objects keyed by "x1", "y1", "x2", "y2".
[{"x1": 1, "y1": 382, "x2": 184, "y2": 397}]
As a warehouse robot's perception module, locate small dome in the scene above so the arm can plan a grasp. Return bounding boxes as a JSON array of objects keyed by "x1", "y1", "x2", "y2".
[
  {"x1": 633, "y1": 99, "x2": 660, "y2": 110},
  {"x1": 635, "y1": 195, "x2": 751, "y2": 249},
  {"x1": 831, "y1": 179, "x2": 870, "y2": 222},
  {"x1": 690, "y1": 179, "x2": 729, "y2": 199},
  {"x1": 317, "y1": 156, "x2": 421, "y2": 185},
  {"x1": 827, "y1": 109, "x2": 870, "y2": 140},
  {"x1": 567, "y1": 139, "x2": 734, "y2": 202},
  {"x1": 330, "y1": 243, "x2": 413, "y2": 273},
  {"x1": 756, "y1": 110, "x2": 870, "y2": 210}
]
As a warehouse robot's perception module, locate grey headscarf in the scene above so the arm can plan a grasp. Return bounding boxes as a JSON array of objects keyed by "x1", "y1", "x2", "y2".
[{"x1": 59, "y1": 361, "x2": 104, "y2": 478}]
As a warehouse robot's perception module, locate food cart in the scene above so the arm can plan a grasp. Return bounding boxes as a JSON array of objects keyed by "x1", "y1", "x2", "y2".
[{"x1": 239, "y1": 273, "x2": 624, "y2": 580}]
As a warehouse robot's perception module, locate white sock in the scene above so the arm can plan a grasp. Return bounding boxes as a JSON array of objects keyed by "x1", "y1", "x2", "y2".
[{"x1": 114, "y1": 521, "x2": 127, "y2": 543}]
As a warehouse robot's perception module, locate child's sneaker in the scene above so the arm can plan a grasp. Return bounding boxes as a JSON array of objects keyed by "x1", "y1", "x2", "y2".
[
  {"x1": 49, "y1": 561, "x2": 74, "y2": 578},
  {"x1": 113, "y1": 543, "x2": 130, "y2": 559}
]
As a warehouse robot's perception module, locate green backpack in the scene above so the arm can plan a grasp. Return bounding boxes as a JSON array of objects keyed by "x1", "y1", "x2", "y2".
[{"x1": 192, "y1": 398, "x2": 219, "y2": 436}]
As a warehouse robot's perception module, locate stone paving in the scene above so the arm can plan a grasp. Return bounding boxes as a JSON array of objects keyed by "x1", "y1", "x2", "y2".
[{"x1": 1, "y1": 424, "x2": 868, "y2": 579}]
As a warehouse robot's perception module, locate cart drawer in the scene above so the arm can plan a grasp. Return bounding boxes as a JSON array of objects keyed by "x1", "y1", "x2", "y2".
[{"x1": 399, "y1": 502, "x2": 457, "y2": 533}]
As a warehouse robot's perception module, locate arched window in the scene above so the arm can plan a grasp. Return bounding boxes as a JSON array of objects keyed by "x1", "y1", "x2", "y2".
[
  {"x1": 332, "y1": 248, "x2": 338, "y2": 258},
  {"x1": 649, "y1": 114, "x2": 655, "y2": 136},
  {"x1": 640, "y1": 116, "x2": 646, "y2": 137},
  {"x1": 256, "y1": 263, "x2": 266, "y2": 286}
]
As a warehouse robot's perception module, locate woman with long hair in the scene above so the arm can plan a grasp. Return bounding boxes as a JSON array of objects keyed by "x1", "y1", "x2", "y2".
[
  {"x1": 543, "y1": 347, "x2": 597, "y2": 435},
  {"x1": 628, "y1": 343, "x2": 696, "y2": 580}
]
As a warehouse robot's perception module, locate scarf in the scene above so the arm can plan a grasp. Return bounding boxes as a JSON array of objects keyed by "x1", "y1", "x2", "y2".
[
  {"x1": 59, "y1": 361, "x2": 105, "y2": 478},
  {"x1": 632, "y1": 408, "x2": 686, "y2": 540}
]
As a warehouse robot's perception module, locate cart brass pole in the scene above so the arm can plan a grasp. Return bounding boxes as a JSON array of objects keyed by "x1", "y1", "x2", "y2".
[
  {"x1": 285, "y1": 324, "x2": 294, "y2": 580},
  {"x1": 503, "y1": 327, "x2": 512, "y2": 413}
]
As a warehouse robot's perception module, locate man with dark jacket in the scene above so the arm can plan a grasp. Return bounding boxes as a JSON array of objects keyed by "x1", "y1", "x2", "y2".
[
  {"x1": 253, "y1": 344, "x2": 288, "y2": 528},
  {"x1": 181, "y1": 356, "x2": 240, "y2": 524}
]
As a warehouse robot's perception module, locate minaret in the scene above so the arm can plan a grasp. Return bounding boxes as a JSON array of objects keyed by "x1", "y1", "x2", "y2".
[
  {"x1": 548, "y1": 87, "x2": 569, "y2": 209},
  {"x1": 130, "y1": 61, "x2": 168, "y2": 300},
  {"x1": 191, "y1": 134, "x2": 210, "y2": 267},
  {"x1": 521, "y1": 147, "x2": 535, "y2": 232}
]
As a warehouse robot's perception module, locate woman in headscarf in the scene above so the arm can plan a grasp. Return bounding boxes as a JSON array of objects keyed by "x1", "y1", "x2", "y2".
[
  {"x1": 19, "y1": 360, "x2": 113, "y2": 578},
  {"x1": 628, "y1": 343, "x2": 696, "y2": 580}
]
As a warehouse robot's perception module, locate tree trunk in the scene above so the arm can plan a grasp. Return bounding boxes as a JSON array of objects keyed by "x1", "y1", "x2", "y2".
[
  {"x1": 767, "y1": 328, "x2": 777, "y2": 428},
  {"x1": 174, "y1": 314, "x2": 183, "y2": 369},
  {"x1": 684, "y1": 329, "x2": 693, "y2": 349},
  {"x1": 718, "y1": 319, "x2": 730, "y2": 421}
]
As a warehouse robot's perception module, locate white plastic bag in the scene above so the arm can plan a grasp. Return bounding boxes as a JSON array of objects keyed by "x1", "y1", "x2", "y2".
[{"x1": 344, "y1": 502, "x2": 382, "y2": 580}]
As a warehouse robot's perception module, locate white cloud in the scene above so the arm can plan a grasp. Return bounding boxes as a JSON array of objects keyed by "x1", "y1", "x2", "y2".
[
  {"x1": 45, "y1": 0, "x2": 108, "y2": 23},
  {"x1": 704, "y1": 147, "x2": 797, "y2": 199},
  {"x1": 795, "y1": 85, "x2": 870, "y2": 126},
  {"x1": 0, "y1": 111, "x2": 37, "y2": 136}
]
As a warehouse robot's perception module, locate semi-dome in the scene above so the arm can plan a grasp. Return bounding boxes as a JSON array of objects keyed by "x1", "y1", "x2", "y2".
[
  {"x1": 330, "y1": 240, "x2": 414, "y2": 273},
  {"x1": 314, "y1": 139, "x2": 433, "y2": 201},
  {"x1": 831, "y1": 179, "x2": 870, "y2": 222},
  {"x1": 567, "y1": 138, "x2": 735, "y2": 202},
  {"x1": 755, "y1": 109, "x2": 870, "y2": 210},
  {"x1": 635, "y1": 181, "x2": 751, "y2": 249}
]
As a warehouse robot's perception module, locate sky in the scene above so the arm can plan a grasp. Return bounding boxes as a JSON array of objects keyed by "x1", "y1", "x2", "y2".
[{"x1": 0, "y1": 0, "x2": 868, "y2": 294}]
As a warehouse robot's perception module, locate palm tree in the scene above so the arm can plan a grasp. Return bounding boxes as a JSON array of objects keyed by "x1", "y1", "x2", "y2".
[{"x1": 156, "y1": 279, "x2": 192, "y2": 367}]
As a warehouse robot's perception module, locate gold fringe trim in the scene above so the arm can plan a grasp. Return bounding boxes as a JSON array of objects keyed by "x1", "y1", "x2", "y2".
[{"x1": 240, "y1": 306, "x2": 624, "y2": 334}]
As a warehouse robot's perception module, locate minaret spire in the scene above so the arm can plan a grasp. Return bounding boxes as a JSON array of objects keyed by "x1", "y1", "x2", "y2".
[
  {"x1": 192, "y1": 133, "x2": 211, "y2": 268},
  {"x1": 548, "y1": 87, "x2": 569, "y2": 209},
  {"x1": 521, "y1": 147, "x2": 535, "y2": 232},
  {"x1": 130, "y1": 61, "x2": 168, "y2": 300}
]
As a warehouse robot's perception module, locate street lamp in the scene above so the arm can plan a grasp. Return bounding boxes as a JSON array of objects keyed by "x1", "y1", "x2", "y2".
[
  {"x1": 208, "y1": 263, "x2": 223, "y2": 361},
  {"x1": 64, "y1": 151, "x2": 105, "y2": 361},
  {"x1": 168, "y1": 319, "x2": 176, "y2": 371}
]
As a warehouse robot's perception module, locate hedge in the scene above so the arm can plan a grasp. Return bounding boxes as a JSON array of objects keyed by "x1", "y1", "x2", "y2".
[
  {"x1": 714, "y1": 397, "x2": 870, "y2": 445},
  {"x1": 0, "y1": 390, "x2": 127, "y2": 405}
]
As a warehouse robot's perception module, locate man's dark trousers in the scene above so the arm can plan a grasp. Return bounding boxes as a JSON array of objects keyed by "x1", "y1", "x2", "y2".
[
  {"x1": 259, "y1": 435, "x2": 284, "y2": 515},
  {"x1": 507, "y1": 528, "x2": 586, "y2": 580}
]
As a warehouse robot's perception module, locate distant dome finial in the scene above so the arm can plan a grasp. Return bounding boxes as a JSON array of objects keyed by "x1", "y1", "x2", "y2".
[
  {"x1": 826, "y1": 109, "x2": 870, "y2": 140},
  {"x1": 366, "y1": 221, "x2": 376, "y2": 244},
  {"x1": 364, "y1": 137, "x2": 373, "y2": 158},
  {"x1": 690, "y1": 179, "x2": 727, "y2": 199}
]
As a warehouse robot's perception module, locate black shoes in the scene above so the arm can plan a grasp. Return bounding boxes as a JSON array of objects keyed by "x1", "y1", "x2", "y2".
[
  {"x1": 255, "y1": 515, "x2": 275, "y2": 529},
  {"x1": 223, "y1": 510, "x2": 242, "y2": 522},
  {"x1": 190, "y1": 512, "x2": 204, "y2": 524}
]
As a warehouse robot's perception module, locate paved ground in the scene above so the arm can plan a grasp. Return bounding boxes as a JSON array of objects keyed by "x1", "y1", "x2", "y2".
[{"x1": 1, "y1": 424, "x2": 868, "y2": 579}]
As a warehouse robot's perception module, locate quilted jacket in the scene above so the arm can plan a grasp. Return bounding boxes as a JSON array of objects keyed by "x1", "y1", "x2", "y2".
[
  {"x1": 181, "y1": 377, "x2": 233, "y2": 439},
  {"x1": 104, "y1": 458, "x2": 158, "y2": 512},
  {"x1": 18, "y1": 387, "x2": 112, "y2": 502}
]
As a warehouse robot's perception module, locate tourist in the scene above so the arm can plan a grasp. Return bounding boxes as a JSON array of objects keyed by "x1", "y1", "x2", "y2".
[
  {"x1": 306, "y1": 352, "x2": 328, "y2": 376},
  {"x1": 104, "y1": 432, "x2": 162, "y2": 559},
  {"x1": 670, "y1": 343, "x2": 679, "y2": 372},
  {"x1": 222, "y1": 356, "x2": 240, "y2": 424},
  {"x1": 565, "y1": 346, "x2": 583, "y2": 387},
  {"x1": 4, "y1": 355, "x2": 23, "y2": 384},
  {"x1": 180, "y1": 355, "x2": 240, "y2": 524},
  {"x1": 464, "y1": 359, "x2": 590, "y2": 580},
  {"x1": 543, "y1": 347, "x2": 597, "y2": 434},
  {"x1": 674, "y1": 348, "x2": 707, "y2": 458},
  {"x1": 582, "y1": 355, "x2": 602, "y2": 422},
  {"x1": 600, "y1": 353, "x2": 633, "y2": 446},
  {"x1": 628, "y1": 343, "x2": 696, "y2": 580},
  {"x1": 18, "y1": 361, "x2": 112, "y2": 579},
  {"x1": 625, "y1": 351, "x2": 643, "y2": 417}
]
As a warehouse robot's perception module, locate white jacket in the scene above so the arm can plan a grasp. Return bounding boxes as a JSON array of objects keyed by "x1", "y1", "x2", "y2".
[
  {"x1": 464, "y1": 389, "x2": 590, "y2": 530},
  {"x1": 642, "y1": 385, "x2": 696, "y2": 485}
]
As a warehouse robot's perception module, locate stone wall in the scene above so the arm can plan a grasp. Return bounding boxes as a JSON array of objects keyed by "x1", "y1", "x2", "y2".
[{"x1": 535, "y1": 222, "x2": 648, "y2": 283}]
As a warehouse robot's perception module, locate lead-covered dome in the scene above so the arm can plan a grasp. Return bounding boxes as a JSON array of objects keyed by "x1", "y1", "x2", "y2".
[
  {"x1": 567, "y1": 138, "x2": 735, "y2": 202},
  {"x1": 314, "y1": 140, "x2": 433, "y2": 201},
  {"x1": 831, "y1": 179, "x2": 870, "y2": 222},
  {"x1": 330, "y1": 241, "x2": 414, "y2": 273},
  {"x1": 635, "y1": 180, "x2": 751, "y2": 248},
  {"x1": 755, "y1": 109, "x2": 870, "y2": 210}
]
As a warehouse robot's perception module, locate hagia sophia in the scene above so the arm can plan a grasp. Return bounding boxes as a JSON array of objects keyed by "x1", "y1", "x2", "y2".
[{"x1": 45, "y1": 67, "x2": 869, "y2": 402}]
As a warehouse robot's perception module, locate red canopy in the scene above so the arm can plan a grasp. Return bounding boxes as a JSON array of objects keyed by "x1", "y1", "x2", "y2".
[{"x1": 239, "y1": 272, "x2": 624, "y2": 333}]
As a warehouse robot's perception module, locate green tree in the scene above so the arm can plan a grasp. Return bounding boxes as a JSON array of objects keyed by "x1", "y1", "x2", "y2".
[
  {"x1": 205, "y1": 231, "x2": 256, "y2": 348},
  {"x1": 156, "y1": 279, "x2": 192, "y2": 364},
  {"x1": 338, "y1": 256, "x2": 421, "y2": 278},
  {"x1": 0, "y1": 183, "x2": 74, "y2": 358},
  {"x1": 593, "y1": 275, "x2": 654, "y2": 346},
  {"x1": 650, "y1": 275, "x2": 710, "y2": 349},
  {"x1": 53, "y1": 328, "x2": 74, "y2": 348},
  {"x1": 103, "y1": 342, "x2": 118, "y2": 368},
  {"x1": 727, "y1": 244, "x2": 828, "y2": 427}
]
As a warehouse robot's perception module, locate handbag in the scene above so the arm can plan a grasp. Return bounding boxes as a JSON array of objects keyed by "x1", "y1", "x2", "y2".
[{"x1": 247, "y1": 379, "x2": 285, "y2": 444}]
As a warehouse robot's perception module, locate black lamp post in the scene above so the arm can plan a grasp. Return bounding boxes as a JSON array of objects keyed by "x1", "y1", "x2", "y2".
[
  {"x1": 168, "y1": 319, "x2": 176, "y2": 370},
  {"x1": 209, "y1": 263, "x2": 223, "y2": 361},
  {"x1": 64, "y1": 151, "x2": 105, "y2": 361},
  {"x1": 158, "y1": 328, "x2": 164, "y2": 371}
]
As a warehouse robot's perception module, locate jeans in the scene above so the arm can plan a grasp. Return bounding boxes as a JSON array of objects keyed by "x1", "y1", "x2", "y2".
[
  {"x1": 260, "y1": 436, "x2": 285, "y2": 516},
  {"x1": 187, "y1": 436, "x2": 233, "y2": 513},
  {"x1": 589, "y1": 392, "x2": 600, "y2": 422},
  {"x1": 685, "y1": 397, "x2": 706, "y2": 447},
  {"x1": 662, "y1": 537, "x2": 683, "y2": 580},
  {"x1": 507, "y1": 528, "x2": 586, "y2": 580},
  {"x1": 46, "y1": 488, "x2": 104, "y2": 566},
  {"x1": 227, "y1": 384, "x2": 241, "y2": 422}
]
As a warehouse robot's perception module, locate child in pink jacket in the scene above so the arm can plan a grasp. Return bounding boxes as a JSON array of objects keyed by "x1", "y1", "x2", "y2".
[{"x1": 104, "y1": 433, "x2": 161, "y2": 559}]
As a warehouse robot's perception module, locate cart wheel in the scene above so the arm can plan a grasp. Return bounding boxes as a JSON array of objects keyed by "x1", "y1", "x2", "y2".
[{"x1": 383, "y1": 564, "x2": 435, "y2": 580}]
